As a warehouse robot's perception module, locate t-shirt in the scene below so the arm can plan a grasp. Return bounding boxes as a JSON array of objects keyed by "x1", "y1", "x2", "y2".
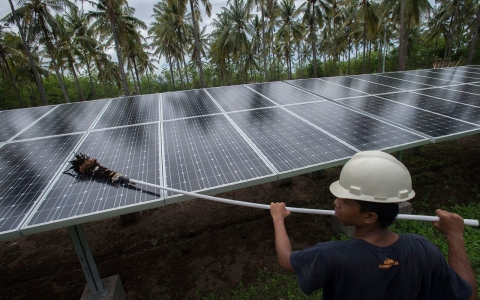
[{"x1": 290, "y1": 234, "x2": 472, "y2": 300}]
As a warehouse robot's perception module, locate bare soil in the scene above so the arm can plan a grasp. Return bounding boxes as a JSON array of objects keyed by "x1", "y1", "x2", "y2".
[{"x1": 1, "y1": 135, "x2": 480, "y2": 300}]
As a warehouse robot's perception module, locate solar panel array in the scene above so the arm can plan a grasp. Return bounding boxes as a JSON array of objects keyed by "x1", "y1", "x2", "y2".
[{"x1": 2, "y1": 66, "x2": 480, "y2": 240}]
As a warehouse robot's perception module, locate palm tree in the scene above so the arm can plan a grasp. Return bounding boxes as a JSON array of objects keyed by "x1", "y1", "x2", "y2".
[
  {"x1": 87, "y1": 0, "x2": 132, "y2": 96},
  {"x1": 468, "y1": 2, "x2": 480, "y2": 64},
  {"x1": 247, "y1": 0, "x2": 268, "y2": 81},
  {"x1": 0, "y1": 26, "x2": 24, "y2": 106},
  {"x1": 6, "y1": 0, "x2": 48, "y2": 105},
  {"x1": 303, "y1": 0, "x2": 324, "y2": 78},
  {"x1": 176, "y1": 0, "x2": 211, "y2": 88},
  {"x1": 276, "y1": 0, "x2": 305, "y2": 79}
]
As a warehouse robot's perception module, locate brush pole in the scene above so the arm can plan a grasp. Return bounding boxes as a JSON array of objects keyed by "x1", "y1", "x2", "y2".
[{"x1": 125, "y1": 178, "x2": 479, "y2": 227}]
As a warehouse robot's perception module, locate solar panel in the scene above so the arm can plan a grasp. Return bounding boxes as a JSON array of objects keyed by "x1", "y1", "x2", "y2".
[
  {"x1": 414, "y1": 87, "x2": 480, "y2": 108},
  {"x1": 380, "y1": 72, "x2": 453, "y2": 86},
  {"x1": 405, "y1": 70, "x2": 480, "y2": 84},
  {"x1": 247, "y1": 81, "x2": 326, "y2": 105},
  {"x1": 442, "y1": 83, "x2": 480, "y2": 95},
  {"x1": 22, "y1": 123, "x2": 161, "y2": 233},
  {"x1": 319, "y1": 76, "x2": 401, "y2": 94},
  {"x1": 336, "y1": 96, "x2": 480, "y2": 141},
  {"x1": 0, "y1": 134, "x2": 82, "y2": 239},
  {"x1": 162, "y1": 89, "x2": 221, "y2": 120},
  {"x1": 94, "y1": 94, "x2": 159, "y2": 129},
  {"x1": 348, "y1": 74, "x2": 432, "y2": 90},
  {"x1": 284, "y1": 101, "x2": 428, "y2": 151},
  {"x1": 0, "y1": 106, "x2": 54, "y2": 142},
  {"x1": 379, "y1": 92, "x2": 480, "y2": 125},
  {"x1": 428, "y1": 68, "x2": 480, "y2": 79},
  {"x1": 163, "y1": 115, "x2": 275, "y2": 199},
  {"x1": 286, "y1": 78, "x2": 367, "y2": 99},
  {"x1": 228, "y1": 107, "x2": 357, "y2": 175},
  {"x1": 15, "y1": 101, "x2": 108, "y2": 140},
  {"x1": 206, "y1": 85, "x2": 276, "y2": 112}
]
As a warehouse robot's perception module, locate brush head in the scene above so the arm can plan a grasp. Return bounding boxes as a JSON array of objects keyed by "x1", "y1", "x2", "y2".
[{"x1": 68, "y1": 153, "x2": 124, "y2": 183}]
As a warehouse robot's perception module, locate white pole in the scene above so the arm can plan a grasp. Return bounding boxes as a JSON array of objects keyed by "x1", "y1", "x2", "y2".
[{"x1": 128, "y1": 178, "x2": 479, "y2": 227}]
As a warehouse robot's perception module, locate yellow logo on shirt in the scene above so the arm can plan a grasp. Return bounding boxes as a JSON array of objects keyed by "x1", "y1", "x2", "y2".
[{"x1": 379, "y1": 258, "x2": 399, "y2": 269}]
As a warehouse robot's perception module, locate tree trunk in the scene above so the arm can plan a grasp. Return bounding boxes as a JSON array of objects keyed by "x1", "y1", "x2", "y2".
[
  {"x1": 398, "y1": 0, "x2": 406, "y2": 71},
  {"x1": 132, "y1": 57, "x2": 142, "y2": 94},
  {"x1": 8, "y1": 0, "x2": 48, "y2": 106},
  {"x1": 261, "y1": 2, "x2": 268, "y2": 81},
  {"x1": 168, "y1": 54, "x2": 175, "y2": 90},
  {"x1": 108, "y1": 8, "x2": 130, "y2": 96},
  {"x1": 86, "y1": 59, "x2": 97, "y2": 99},
  {"x1": 182, "y1": 53, "x2": 190, "y2": 89},
  {"x1": 189, "y1": 0, "x2": 205, "y2": 88},
  {"x1": 146, "y1": 71, "x2": 153, "y2": 93},
  {"x1": 312, "y1": 0, "x2": 317, "y2": 78},
  {"x1": 70, "y1": 59, "x2": 85, "y2": 101},
  {"x1": 362, "y1": 10, "x2": 367, "y2": 74},
  {"x1": 39, "y1": 15, "x2": 70, "y2": 103},
  {"x1": 1, "y1": 53, "x2": 23, "y2": 107},
  {"x1": 468, "y1": 4, "x2": 480, "y2": 64},
  {"x1": 176, "y1": 58, "x2": 185, "y2": 90}
]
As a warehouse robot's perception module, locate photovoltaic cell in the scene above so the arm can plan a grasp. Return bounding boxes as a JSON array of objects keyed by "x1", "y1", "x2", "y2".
[
  {"x1": 287, "y1": 78, "x2": 367, "y2": 99},
  {"x1": 94, "y1": 94, "x2": 159, "y2": 129},
  {"x1": 405, "y1": 70, "x2": 480, "y2": 84},
  {"x1": 0, "y1": 106, "x2": 53, "y2": 142},
  {"x1": 228, "y1": 107, "x2": 356, "y2": 173},
  {"x1": 442, "y1": 84, "x2": 480, "y2": 95},
  {"x1": 247, "y1": 82, "x2": 325, "y2": 105},
  {"x1": 412, "y1": 88, "x2": 480, "y2": 108},
  {"x1": 337, "y1": 96, "x2": 479, "y2": 138},
  {"x1": 379, "y1": 92, "x2": 480, "y2": 125},
  {"x1": 380, "y1": 73, "x2": 455, "y2": 86},
  {"x1": 428, "y1": 68, "x2": 480, "y2": 79},
  {"x1": 162, "y1": 90, "x2": 221, "y2": 120},
  {"x1": 0, "y1": 134, "x2": 82, "y2": 235},
  {"x1": 206, "y1": 85, "x2": 275, "y2": 112},
  {"x1": 319, "y1": 76, "x2": 401, "y2": 94},
  {"x1": 25, "y1": 124, "x2": 160, "y2": 227},
  {"x1": 163, "y1": 115, "x2": 274, "y2": 196},
  {"x1": 15, "y1": 101, "x2": 108, "y2": 140},
  {"x1": 349, "y1": 74, "x2": 432, "y2": 90},
  {"x1": 285, "y1": 102, "x2": 426, "y2": 151}
]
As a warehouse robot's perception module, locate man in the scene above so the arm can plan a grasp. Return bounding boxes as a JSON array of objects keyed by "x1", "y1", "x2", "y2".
[{"x1": 271, "y1": 150, "x2": 477, "y2": 299}]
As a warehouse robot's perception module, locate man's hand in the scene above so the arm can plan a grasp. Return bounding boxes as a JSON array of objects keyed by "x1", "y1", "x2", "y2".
[
  {"x1": 433, "y1": 209, "x2": 464, "y2": 239},
  {"x1": 270, "y1": 202, "x2": 291, "y2": 222}
]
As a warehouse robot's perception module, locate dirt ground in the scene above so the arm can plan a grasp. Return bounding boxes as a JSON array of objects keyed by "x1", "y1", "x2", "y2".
[{"x1": 1, "y1": 135, "x2": 480, "y2": 299}]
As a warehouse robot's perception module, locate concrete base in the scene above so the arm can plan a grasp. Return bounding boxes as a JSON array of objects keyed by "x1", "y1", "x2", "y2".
[
  {"x1": 80, "y1": 275, "x2": 125, "y2": 300},
  {"x1": 277, "y1": 177, "x2": 293, "y2": 187},
  {"x1": 119, "y1": 211, "x2": 142, "y2": 223},
  {"x1": 307, "y1": 170, "x2": 325, "y2": 179},
  {"x1": 331, "y1": 202, "x2": 413, "y2": 238}
]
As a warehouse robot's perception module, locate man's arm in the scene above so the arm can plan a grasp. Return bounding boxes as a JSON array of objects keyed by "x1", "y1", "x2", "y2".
[
  {"x1": 270, "y1": 202, "x2": 294, "y2": 272},
  {"x1": 433, "y1": 209, "x2": 478, "y2": 300}
]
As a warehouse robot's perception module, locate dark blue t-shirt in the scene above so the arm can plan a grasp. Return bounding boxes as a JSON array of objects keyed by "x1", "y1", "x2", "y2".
[{"x1": 290, "y1": 234, "x2": 472, "y2": 299}]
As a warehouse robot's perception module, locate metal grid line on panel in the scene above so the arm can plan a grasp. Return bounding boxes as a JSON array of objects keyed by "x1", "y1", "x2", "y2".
[
  {"x1": 283, "y1": 101, "x2": 428, "y2": 151},
  {"x1": 285, "y1": 78, "x2": 367, "y2": 99},
  {"x1": 23, "y1": 123, "x2": 161, "y2": 231},
  {"x1": 336, "y1": 96, "x2": 480, "y2": 141},
  {"x1": 162, "y1": 89, "x2": 221, "y2": 120},
  {"x1": 15, "y1": 100, "x2": 109, "y2": 140},
  {"x1": 0, "y1": 134, "x2": 83, "y2": 239},
  {"x1": 246, "y1": 81, "x2": 326, "y2": 105},
  {"x1": 94, "y1": 94, "x2": 159, "y2": 129},
  {"x1": 405, "y1": 69, "x2": 480, "y2": 83},
  {"x1": 379, "y1": 92, "x2": 480, "y2": 125},
  {"x1": 227, "y1": 107, "x2": 357, "y2": 174},
  {"x1": 162, "y1": 115, "x2": 275, "y2": 198},
  {"x1": 1, "y1": 106, "x2": 56, "y2": 142},
  {"x1": 319, "y1": 76, "x2": 401, "y2": 94},
  {"x1": 206, "y1": 85, "x2": 277, "y2": 112},
  {"x1": 347, "y1": 74, "x2": 432, "y2": 90}
]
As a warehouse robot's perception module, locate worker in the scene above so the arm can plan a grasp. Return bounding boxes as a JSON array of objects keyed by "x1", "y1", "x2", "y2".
[{"x1": 270, "y1": 150, "x2": 477, "y2": 299}]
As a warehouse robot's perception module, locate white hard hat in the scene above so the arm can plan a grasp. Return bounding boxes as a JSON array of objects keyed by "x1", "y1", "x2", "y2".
[{"x1": 329, "y1": 151, "x2": 415, "y2": 203}]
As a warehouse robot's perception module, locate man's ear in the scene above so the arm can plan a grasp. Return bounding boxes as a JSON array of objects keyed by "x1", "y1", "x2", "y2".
[{"x1": 364, "y1": 212, "x2": 378, "y2": 224}]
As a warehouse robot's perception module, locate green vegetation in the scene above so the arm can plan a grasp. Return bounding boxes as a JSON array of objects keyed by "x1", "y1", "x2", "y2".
[{"x1": 2, "y1": 0, "x2": 480, "y2": 110}]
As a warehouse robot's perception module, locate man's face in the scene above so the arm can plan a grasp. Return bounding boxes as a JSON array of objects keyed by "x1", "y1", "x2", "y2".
[{"x1": 333, "y1": 198, "x2": 366, "y2": 226}]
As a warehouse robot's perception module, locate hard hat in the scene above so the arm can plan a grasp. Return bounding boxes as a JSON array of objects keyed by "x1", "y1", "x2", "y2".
[{"x1": 329, "y1": 151, "x2": 415, "y2": 203}]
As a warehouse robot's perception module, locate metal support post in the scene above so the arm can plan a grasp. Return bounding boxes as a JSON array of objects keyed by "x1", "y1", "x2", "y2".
[
  {"x1": 395, "y1": 151, "x2": 403, "y2": 161},
  {"x1": 69, "y1": 224, "x2": 107, "y2": 298}
]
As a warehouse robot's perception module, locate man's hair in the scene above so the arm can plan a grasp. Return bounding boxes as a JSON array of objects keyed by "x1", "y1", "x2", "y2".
[{"x1": 356, "y1": 201, "x2": 399, "y2": 229}]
